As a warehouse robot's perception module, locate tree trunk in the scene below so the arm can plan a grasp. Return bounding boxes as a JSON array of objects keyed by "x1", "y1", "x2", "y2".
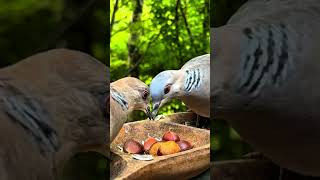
[
  {"x1": 202, "y1": 0, "x2": 209, "y2": 53},
  {"x1": 127, "y1": 0, "x2": 144, "y2": 77},
  {"x1": 110, "y1": 0, "x2": 119, "y2": 36},
  {"x1": 174, "y1": 0, "x2": 182, "y2": 64}
]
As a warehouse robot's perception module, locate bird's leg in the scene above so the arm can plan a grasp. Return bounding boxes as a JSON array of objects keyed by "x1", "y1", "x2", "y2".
[
  {"x1": 279, "y1": 167, "x2": 284, "y2": 180},
  {"x1": 186, "y1": 108, "x2": 199, "y2": 127},
  {"x1": 196, "y1": 114, "x2": 200, "y2": 127},
  {"x1": 154, "y1": 115, "x2": 165, "y2": 121}
]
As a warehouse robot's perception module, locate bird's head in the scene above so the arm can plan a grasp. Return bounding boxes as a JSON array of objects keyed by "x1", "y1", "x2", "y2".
[
  {"x1": 112, "y1": 77, "x2": 152, "y2": 119},
  {"x1": 150, "y1": 70, "x2": 182, "y2": 119}
]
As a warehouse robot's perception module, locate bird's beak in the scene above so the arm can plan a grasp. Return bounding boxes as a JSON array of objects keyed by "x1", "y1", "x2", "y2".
[
  {"x1": 151, "y1": 102, "x2": 160, "y2": 120},
  {"x1": 145, "y1": 106, "x2": 153, "y2": 120}
]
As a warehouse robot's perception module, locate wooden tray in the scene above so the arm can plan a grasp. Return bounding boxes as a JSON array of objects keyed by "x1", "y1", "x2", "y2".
[{"x1": 110, "y1": 113, "x2": 210, "y2": 180}]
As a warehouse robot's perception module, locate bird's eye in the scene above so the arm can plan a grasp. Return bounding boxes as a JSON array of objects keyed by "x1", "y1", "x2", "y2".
[
  {"x1": 142, "y1": 90, "x2": 149, "y2": 100},
  {"x1": 164, "y1": 85, "x2": 171, "y2": 94}
]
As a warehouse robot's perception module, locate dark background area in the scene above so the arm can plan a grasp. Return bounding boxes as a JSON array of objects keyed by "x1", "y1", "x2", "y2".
[
  {"x1": 0, "y1": 0, "x2": 108, "y2": 67},
  {"x1": 210, "y1": 0, "x2": 253, "y2": 162},
  {"x1": 1, "y1": 0, "x2": 109, "y2": 180},
  {"x1": 210, "y1": 0, "x2": 248, "y2": 27}
]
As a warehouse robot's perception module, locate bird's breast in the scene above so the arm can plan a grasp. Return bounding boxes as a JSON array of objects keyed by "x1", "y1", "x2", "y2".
[
  {"x1": 227, "y1": 109, "x2": 320, "y2": 176},
  {"x1": 181, "y1": 95, "x2": 210, "y2": 117}
]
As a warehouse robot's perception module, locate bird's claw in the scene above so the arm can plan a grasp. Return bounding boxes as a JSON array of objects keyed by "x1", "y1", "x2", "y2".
[
  {"x1": 154, "y1": 115, "x2": 165, "y2": 121},
  {"x1": 146, "y1": 106, "x2": 153, "y2": 120}
]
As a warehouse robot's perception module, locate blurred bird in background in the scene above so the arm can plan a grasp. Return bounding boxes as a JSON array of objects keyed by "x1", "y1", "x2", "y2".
[
  {"x1": 212, "y1": 0, "x2": 320, "y2": 177},
  {"x1": 0, "y1": 49, "x2": 108, "y2": 180}
]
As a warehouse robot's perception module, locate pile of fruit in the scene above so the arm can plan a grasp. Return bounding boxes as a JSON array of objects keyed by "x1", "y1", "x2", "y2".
[{"x1": 123, "y1": 131, "x2": 193, "y2": 156}]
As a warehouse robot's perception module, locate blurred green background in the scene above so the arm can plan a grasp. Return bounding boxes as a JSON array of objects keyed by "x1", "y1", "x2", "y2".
[
  {"x1": 0, "y1": 0, "x2": 108, "y2": 66},
  {"x1": 110, "y1": 0, "x2": 210, "y2": 120},
  {"x1": 210, "y1": 0, "x2": 253, "y2": 162},
  {"x1": 0, "y1": 0, "x2": 108, "y2": 180},
  {"x1": 110, "y1": 0, "x2": 211, "y2": 179}
]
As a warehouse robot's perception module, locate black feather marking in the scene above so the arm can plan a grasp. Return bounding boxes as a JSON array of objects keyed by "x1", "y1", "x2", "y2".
[
  {"x1": 3, "y1": 95, "x2": 60, "y2": 156},
  {"x1": 273, "y1": 24, "x2": 288, "y2": 84},
  {"x1": 246, "y1": 44, "x2": 264, "y2": 93},
  {"x1": 248, "y1": 27, "x2": 275, "y2": 94},
  {"x1": 186, "y1": 70, "x2": 193, "y2": 91},
  {"x1": 238, "y1": 23, "x2": 292, "y2": 97},
  {"x1": 241, "y1": 45, "x2": 262, "y2": 89},
  {"x1": 243, "y1": 27, "x2": 253, "y2": 39},
  {"x1": 195, "y1": 69, "x2": 201, "y2": 88},
  {"x1": 187, "y1": 69, "x2": 197, "y2": 91},
  {"x1": 186, "y1": 71, "x2": 193, "y2": 91},
  {"x1": 110, "y1": 87, "x2": 128, "y2": 110},
  {"x1": 185, "y1": 70, "x2": 190, "y2": 89},
  {"x1": 243, "y1": 54, "x2": 251, "y2": 70}
]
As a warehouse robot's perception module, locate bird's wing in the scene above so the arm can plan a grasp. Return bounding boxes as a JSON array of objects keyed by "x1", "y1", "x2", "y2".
[
  {"x1": 179, "y1": 55, "x2": 210, "y2": 117},
  {"x1": 181, "y1": 54, "x2": 210, "y2": 70},
  {"x1": 182, "y1": 54, "x2": 210, "y2": 93}
]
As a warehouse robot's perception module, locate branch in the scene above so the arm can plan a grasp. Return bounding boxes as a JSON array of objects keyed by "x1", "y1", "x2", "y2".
[
  {"x1": 174, "y1": 0, "x2": 181, "y2": 60},
  {"x1": 111, "y1": 26, "x2": 130, "y2": 37},
  {"x1": 36, "y1": 0, "x2": 98, "y2": 52},
  {"x1": 113, "y1": 16, "x2": 129, "y2": 25},
  {"x1": 110, "y1": 0, "x2": 120, "y2": 36},
  {"x1": 124, "y1": 31, "x2": 161, "y2": 77},
  {"x1": 179, "y1": 3, "x2": 195, "y2": 52}
]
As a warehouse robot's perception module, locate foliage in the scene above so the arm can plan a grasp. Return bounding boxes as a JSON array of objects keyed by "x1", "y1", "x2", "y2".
[
  {"x1": 111, "y1": 0, "x2": 210, "y2": 119},
  {"x1": 0, "y1": 0, "x2": 108, "y2": 68}
]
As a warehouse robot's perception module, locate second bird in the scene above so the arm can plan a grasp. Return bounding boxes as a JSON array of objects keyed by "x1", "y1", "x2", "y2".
[
  {"x1": 150, "y1": 54, "x2": 210, "y2": 119},
  {"x1": 109, "y1": 77, "x2": 151, "y2": 143}
]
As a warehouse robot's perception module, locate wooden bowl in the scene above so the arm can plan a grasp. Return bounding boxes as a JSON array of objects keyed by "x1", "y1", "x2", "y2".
[{"x1": 110, "y1": 113, "x2": 210, "y2": 180}]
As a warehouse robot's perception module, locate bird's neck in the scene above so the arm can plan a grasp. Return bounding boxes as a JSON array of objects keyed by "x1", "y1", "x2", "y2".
[
  {"x1": 211, "y1": 25, "x2": 245, "y2": 96},
  {"x1": 181, "y1": 67, "x2": 203, "y2": 94},
  {"x1": 213, "y1": 21, "x2": 299, "y2": 98},
  {"x1": 212, "y1": 25, "x2": 254, "y2": 118},
  {"x1": 110, "y1": 87, "x2": 129, "y2": 111},
  {"x1": 173, "y1": 70, "x2": 187, "y2": 97}
]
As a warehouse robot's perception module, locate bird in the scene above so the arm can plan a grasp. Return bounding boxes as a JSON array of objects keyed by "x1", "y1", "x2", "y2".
[
  {"x1": 0, "y1": 49, "x2": 108, "y2": 180},
  {"x1": 150, "y1": 54, "x2": 210, "y2": 119},
  {"x1": 109, "y1": 77, "x2": 151, "y2": 143},
  {"x1": 212, "y1": 0, "x2": 320, "y2": 176}
]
